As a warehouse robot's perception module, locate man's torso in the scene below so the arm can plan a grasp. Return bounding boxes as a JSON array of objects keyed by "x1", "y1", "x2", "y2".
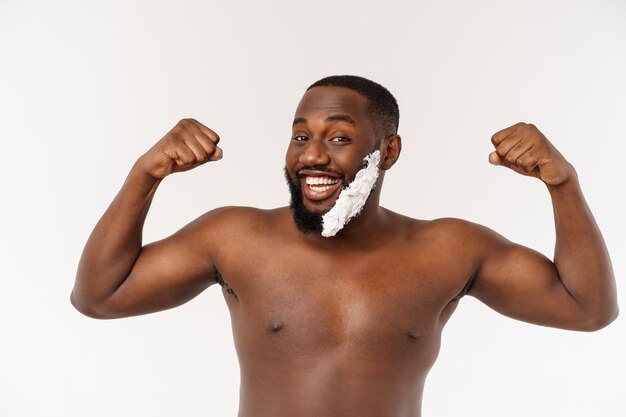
[{"x1": 208, "y1": 207, "x2": 479, "y2": 417}]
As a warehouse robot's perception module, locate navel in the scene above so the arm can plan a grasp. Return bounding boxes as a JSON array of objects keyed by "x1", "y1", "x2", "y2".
[{"x1": 266, "y1": 320, "x2": 286, "y2": 333}]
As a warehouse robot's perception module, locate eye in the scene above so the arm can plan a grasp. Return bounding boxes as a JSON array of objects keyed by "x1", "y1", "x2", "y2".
[
  {"x1": 330, "y1": 136, "x2": 351, "y2": 143},
  {"x1": 292, "y1": 135, "x2": 308, "y2": 142}
]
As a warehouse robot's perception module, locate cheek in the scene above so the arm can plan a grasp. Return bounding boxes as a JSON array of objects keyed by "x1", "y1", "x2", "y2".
[
  {"x1": 285, "y1": 146, "x2": 298, "y2": 166},
  {"x1": 338, "y1": 155, "x2": 367, "y2": 180}
]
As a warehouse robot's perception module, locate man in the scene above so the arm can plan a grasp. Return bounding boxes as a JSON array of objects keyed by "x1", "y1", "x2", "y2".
[{"x1": 71, "y1": 75, "x2": 618, "y2": 417}]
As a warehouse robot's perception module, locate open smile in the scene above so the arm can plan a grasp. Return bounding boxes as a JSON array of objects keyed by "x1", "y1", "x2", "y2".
[{"x1": 299, "y1": 173, "x2": 343, "y2": 202}]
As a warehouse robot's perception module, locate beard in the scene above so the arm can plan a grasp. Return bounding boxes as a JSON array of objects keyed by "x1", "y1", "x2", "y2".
[
  {"x1": 284, "y1": 167, "x2": 334, "y2": 234},
  {"x1": 284, "y1": 150, "x2": 381, "y2": 236}
]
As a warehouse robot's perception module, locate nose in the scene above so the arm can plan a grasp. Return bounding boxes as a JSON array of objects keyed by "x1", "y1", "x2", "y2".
[{"x1": 299, "y1": 139, "x2": 330, "y2": 167}]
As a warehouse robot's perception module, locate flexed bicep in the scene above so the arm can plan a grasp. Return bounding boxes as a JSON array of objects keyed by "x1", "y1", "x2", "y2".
[
  {"x1": 467, "y1": 230, "x2": 591, "y2": 331},
  {"x1": 95, "y1": 212, "x2": 220, "y2": 319},
  {"x1": 478, "y1": 122, "x2": 617, "y2": 331}
]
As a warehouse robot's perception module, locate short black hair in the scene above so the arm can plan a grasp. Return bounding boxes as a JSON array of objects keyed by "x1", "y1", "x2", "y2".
[{"x1": 307, "y1": 75, "x2": 399, "y2": 141}]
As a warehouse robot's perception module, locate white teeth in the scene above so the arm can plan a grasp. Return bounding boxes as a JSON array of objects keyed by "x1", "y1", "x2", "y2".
[
  {"x1": 305, "y1": 176, "x2": 339, "y2": 186},
  {"x1": 310, "y1": 184, "x2": 332, "y2": 192}
]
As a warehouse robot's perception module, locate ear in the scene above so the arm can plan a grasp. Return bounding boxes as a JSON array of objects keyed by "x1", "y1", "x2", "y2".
[{"x1": 379, "y1": 134, "x2": 402, "y2": 170}]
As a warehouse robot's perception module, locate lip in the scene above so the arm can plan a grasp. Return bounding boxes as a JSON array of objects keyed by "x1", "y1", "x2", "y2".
[
  {"x1": 298, "y1": 169, "x2": 341, "y2": 179},
  {"x1": 299, "y1": 173, "x2": 343, "y2": 202}
]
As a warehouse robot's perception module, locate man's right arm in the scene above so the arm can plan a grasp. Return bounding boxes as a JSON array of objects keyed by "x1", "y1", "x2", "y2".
[{"x1": 71, "y1": 119, "x2": 223, "y2": 319}]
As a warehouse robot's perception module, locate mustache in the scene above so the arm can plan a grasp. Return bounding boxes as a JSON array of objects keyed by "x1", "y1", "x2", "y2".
[{"x1": 294, "y1": 167, "x2": 348, "y2": 185}]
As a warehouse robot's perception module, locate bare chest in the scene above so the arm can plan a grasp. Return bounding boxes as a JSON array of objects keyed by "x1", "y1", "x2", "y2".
[{"x1": 216, "y1": 241, "x2": 470, "y2": 367}]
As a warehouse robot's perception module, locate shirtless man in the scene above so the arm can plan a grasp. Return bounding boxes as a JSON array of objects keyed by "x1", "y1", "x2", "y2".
[{"x1": 71, "y1": 75, "x2": 618, "y2": 417}]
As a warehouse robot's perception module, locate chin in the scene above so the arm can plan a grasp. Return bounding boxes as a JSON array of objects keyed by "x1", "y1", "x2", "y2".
[
  {"x1": 285, "y1": 167, "x2": 328, "y2": 234},
  {"x1": 304, "y1": 200, "x2": 335, "y2": 214}
]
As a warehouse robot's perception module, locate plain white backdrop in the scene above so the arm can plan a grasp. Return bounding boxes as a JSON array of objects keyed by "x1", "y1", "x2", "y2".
[{"x1": 1, "y1": 1, "x2": 624, "y2": 416}]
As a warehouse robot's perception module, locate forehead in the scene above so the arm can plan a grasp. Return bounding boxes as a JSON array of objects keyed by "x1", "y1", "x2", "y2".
[{"x1": 294, "y1": 86, "x2": 370, "y2": 122}]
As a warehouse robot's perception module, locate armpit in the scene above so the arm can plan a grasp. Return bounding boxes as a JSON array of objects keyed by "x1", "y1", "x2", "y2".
[
  {"x1": 451, "y1": 273, "x2": 476, "y2": 302},
  {"x1": 215, "y1": 268, "x2": 238, "y2": 299}
]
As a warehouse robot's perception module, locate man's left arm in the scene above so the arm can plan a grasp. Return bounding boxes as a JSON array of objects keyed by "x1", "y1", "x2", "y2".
[{"x1": 468, "y1": 122, "x2": 618, "y2": 331}]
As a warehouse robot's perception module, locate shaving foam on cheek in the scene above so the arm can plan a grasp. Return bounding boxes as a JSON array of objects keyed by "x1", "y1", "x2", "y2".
[{"x1": 321, "y1": 150, "x2": 381, "y2": 237}]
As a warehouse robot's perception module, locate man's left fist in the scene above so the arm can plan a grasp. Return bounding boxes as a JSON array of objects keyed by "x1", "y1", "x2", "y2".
[{"x1": 489, "y1": 122, "x2": 575, "y2": 186}]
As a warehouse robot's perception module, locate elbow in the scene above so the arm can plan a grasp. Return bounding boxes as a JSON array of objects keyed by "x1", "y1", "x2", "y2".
[
  {"x1": 578, "y1": 307, "x2": 619, "y2": 332},
  {"x1": 70, "y1": 289, "x2": 118, "y2": 320}
]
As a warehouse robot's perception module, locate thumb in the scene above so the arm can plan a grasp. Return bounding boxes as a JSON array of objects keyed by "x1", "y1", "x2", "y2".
[
  {"x1": 210, "y1": 146, "x2": 224, "y2": 161},
  {"x1": 489, "y1": 151, "x2": 534, "y2": 177},
  {"x1": 489, "y1": 151, "x2": 504, "y2": 166}
]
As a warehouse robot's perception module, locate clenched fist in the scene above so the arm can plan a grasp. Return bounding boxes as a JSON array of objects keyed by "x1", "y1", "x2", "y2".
[
  {"x1": 489, "y1": 122, "x2": 575, "y2": 186},
  {"x1": 137, "y1": 118, "x2": 223, "y2": 179}
]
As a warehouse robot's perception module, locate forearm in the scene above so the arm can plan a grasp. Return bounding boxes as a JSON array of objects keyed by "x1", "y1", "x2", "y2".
[
  {"x1": 71, "y1": 158, "x2": 161, "y2": 315},
  {"x1": 548, "y1": 169, "x2": 618, "y2": 326}
]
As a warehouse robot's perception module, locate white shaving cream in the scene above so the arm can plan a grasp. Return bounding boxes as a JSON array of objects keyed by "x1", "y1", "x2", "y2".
[{"x1": 321, "y1": 150, "x2": 381, "y2": 237}]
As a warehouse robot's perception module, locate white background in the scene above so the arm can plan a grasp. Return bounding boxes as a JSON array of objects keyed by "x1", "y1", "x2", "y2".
[{"x1": 1, "y1": 1, "x2": 625, "y2": 416}]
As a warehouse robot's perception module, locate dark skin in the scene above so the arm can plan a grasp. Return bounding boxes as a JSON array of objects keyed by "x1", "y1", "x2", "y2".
[{"x1": 72, "y1": 86, "x2": 618, "y2": 417}]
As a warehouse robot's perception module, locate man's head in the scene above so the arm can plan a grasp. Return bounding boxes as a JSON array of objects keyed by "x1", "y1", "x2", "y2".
[{"x1": 284, "y1": 75, "x2": 402, "y2": 235}]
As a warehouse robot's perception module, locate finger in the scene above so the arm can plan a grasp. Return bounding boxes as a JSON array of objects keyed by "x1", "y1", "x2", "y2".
[
  {"x1": 186, "y1": 121, "x2": 223, "y2": 161},
  {"x1": 210, "y1": 145, "x2": 223, "y2": 161},
  {"x1": 188, "y1": 118, "x2": 220, "y2": 145},
  {"x1": 186, "y1": 121, "x2": 223, "y2": 159},
  {"x1": 179, "y1": 124, "x2": 215, "y2": 163},
  {"x1": 489, "y1": 151, "x2": 515, "y2": 169},
  {"x1": 490, "y1": 153, "x2": 533, "y2": 176},
  {"x1": 184, "y1": 136, "x2": 211, "y2": 163},
  {"x1": 516, "y1": 148, "x2": 541, "y2": 172},
  {"x1": 502, "y1": 140, "x2": 534, "y2": 167},
  {"x1": 491, "y1": 122, "x2": 526, "y2": 146},
  {"x1": 494, "y1": 134, "x2": 523, "y2": 159},
  {"x1": 165, "y1": 144, "x2": 197, "y2": 167},
  {"x1": 489, "y1": 151, "x2": 502, "y2": 165}
]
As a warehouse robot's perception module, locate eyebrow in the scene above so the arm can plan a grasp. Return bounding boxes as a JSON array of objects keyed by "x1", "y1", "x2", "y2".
[{"x1": 292, "y1": 114, "x2": 356, "y2": 126}]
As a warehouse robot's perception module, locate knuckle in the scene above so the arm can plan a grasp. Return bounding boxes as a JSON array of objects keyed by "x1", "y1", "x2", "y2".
[
  {"x1": 169, "y1": 132, "x2": 184, "y2": 144},
  {"x1": 181, "y1": 153, "x2": 196, "y2": 164},
  {"x1": 178, "y1": 118, "x2": 194, "y2": 129},
  {"x1": 170, "y1": 126, "x2": 185, "y2": 139}
]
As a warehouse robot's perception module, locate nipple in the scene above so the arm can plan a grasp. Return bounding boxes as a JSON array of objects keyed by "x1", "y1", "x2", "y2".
[
  {"x1": 266, "y1": 320, "x2": 285, "y2": 333},
  {"x1": 406, "y1": 330, "x2": 420, "y2": 342}
]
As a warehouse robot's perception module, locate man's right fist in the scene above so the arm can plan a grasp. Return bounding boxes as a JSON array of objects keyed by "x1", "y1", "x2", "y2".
[{"x1": 137, "y1": 118, "x2": 223, "y2": 179}]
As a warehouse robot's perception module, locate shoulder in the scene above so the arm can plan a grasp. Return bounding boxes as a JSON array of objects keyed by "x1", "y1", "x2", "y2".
[
  {"x1": 383, "y1": 213, "x2": 513, "y2": 301},
  {"x1": 187, "y1": 206, "x2": 288, "y2": 235},
  {"x1": 170, "y1": 206, "x2": 291, "y2": 260},
  {"x1": 400, "y1": 215, "x2": 511, "y2": 254},
  {"x1": 402, "y1": 215, "x2": 486, "y2": 237}
]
